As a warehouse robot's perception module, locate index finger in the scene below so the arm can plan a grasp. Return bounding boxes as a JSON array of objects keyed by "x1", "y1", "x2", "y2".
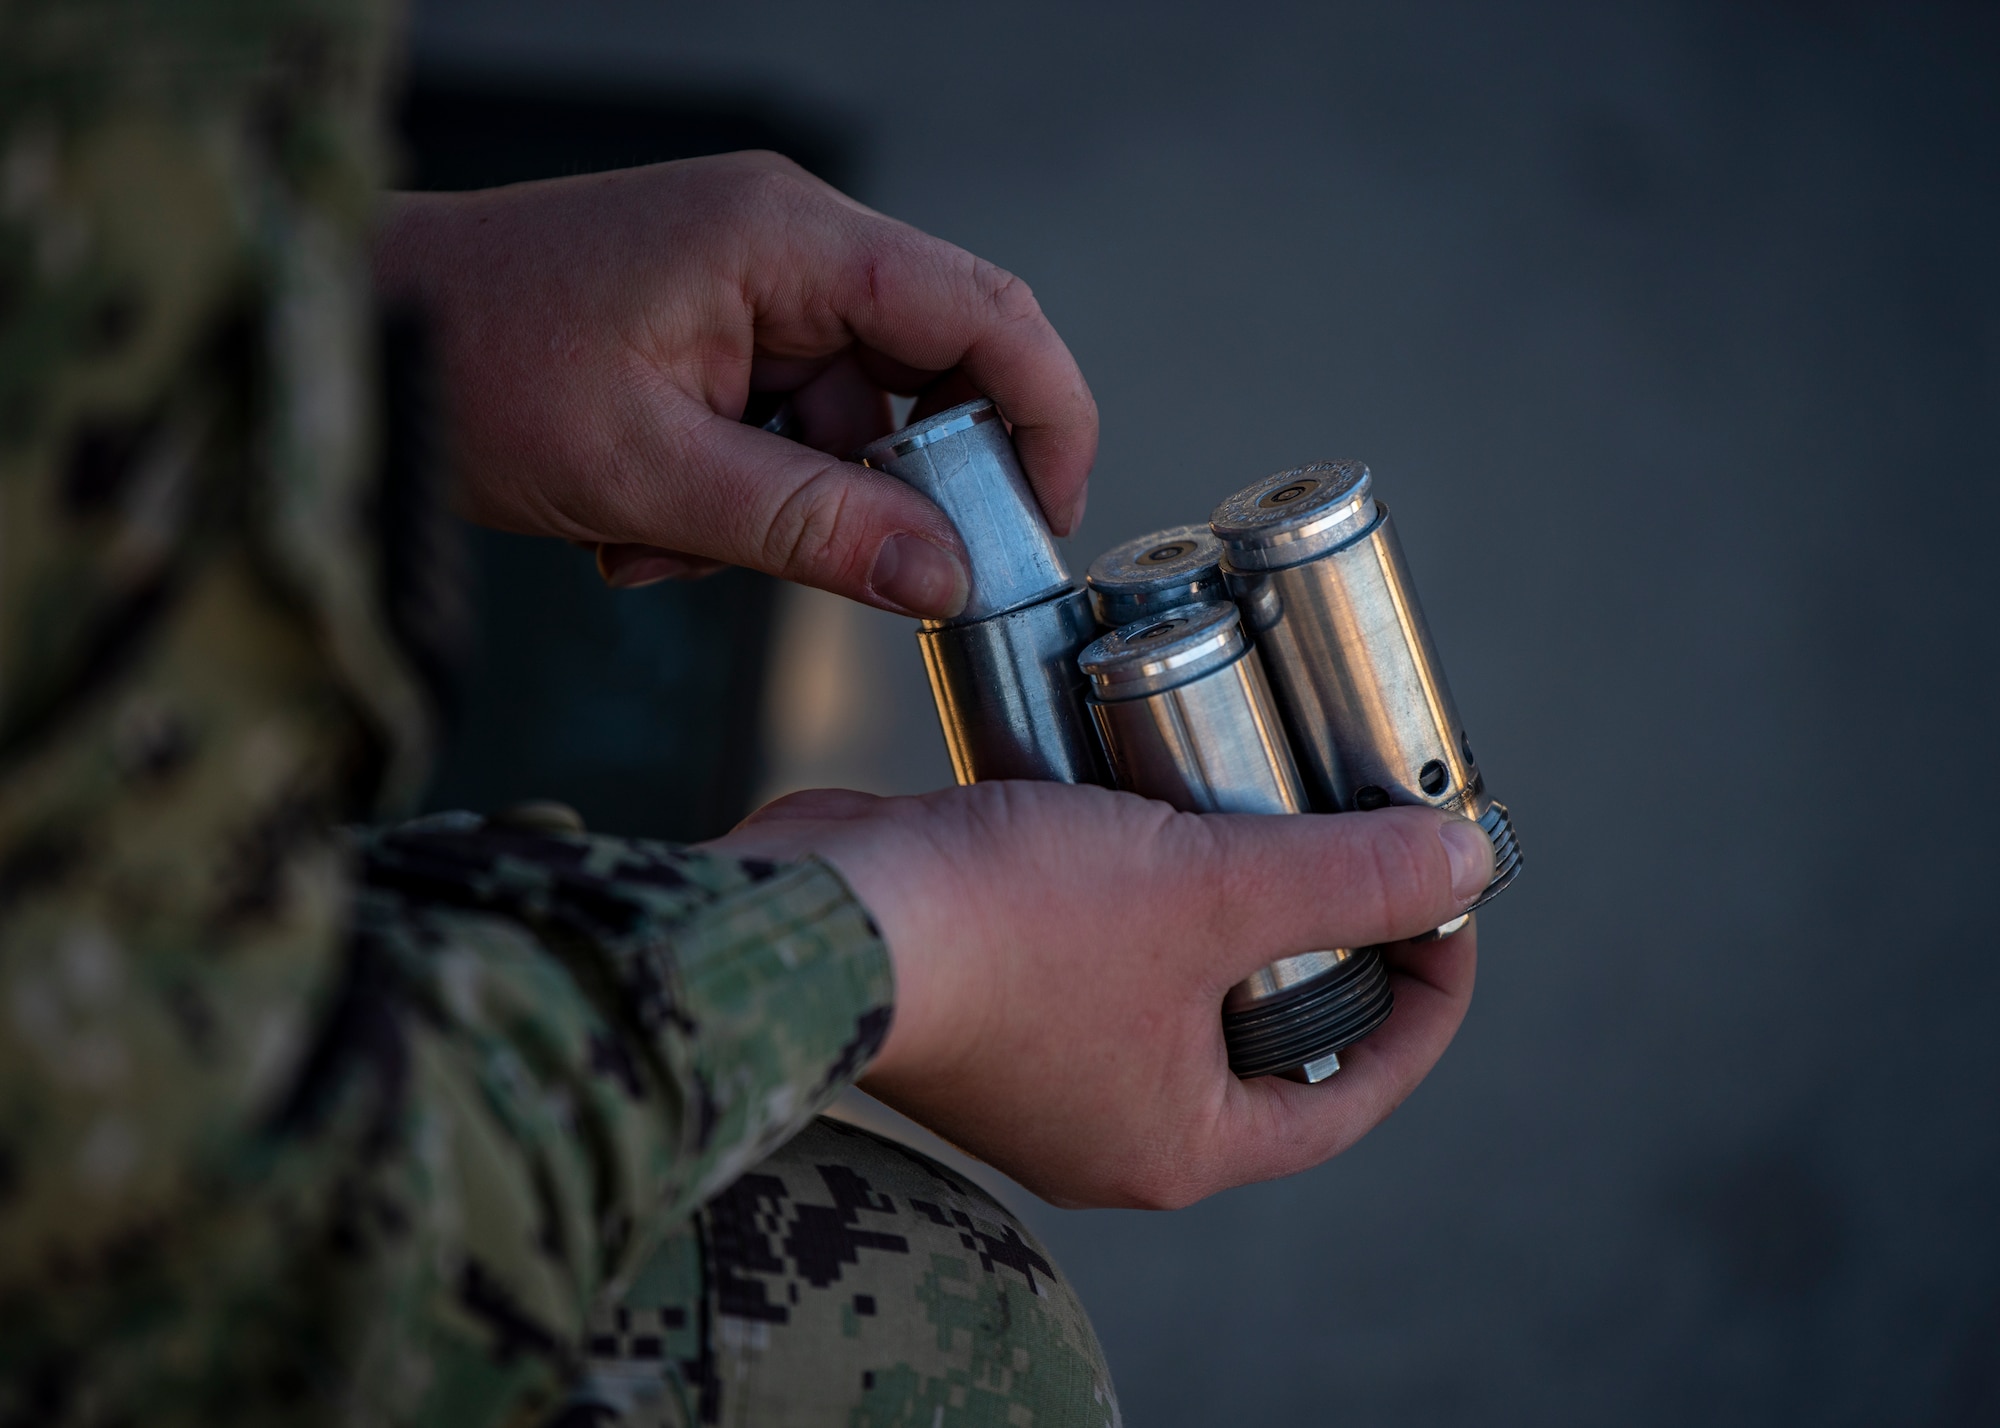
[{"x1": 748, "y1": 197, "x2": 1099, "y2": 536}]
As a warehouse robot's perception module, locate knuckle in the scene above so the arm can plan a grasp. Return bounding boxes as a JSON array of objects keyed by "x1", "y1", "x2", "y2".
[
  {"x1": 971, "y1": 258, "x2": 1041, "y2": 326},
  {"x1": 735, "y1": 148, "x2": 808, "y2": 178},
  {"x1": 716, "y1": 152, "x2": 815, "y2": 219},
  {"x1": 1356, "y1": 834, "x2": 1406, "y2": 930},
  {"x1": 761, "y1": 462, "x2": 860, "y2": 582},
  {"x1": 1355, "y1": 814, "x2": 1439, "y2": 928}
]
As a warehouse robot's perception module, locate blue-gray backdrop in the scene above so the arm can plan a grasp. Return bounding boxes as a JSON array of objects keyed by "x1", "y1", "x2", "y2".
[{"x1": 407, "y1": 4, "x2": 2000, "y2": 1423}]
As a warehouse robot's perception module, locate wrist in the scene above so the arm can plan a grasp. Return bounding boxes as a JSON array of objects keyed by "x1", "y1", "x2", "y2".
[{"x1": 700, "y1": 814, "x2": 960, "y2": 1087}]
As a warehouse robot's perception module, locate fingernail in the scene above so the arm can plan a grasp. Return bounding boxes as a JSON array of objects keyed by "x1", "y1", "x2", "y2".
[
  {"x1": 869, "y1": 533, "x2": 968, "y2": 617},
  {"x1": 1440, "y1": 818, "x2": 1495, "y2": 903},
  {"x1": 599, "y1": 548, "x2": 685, "y2": 589}
]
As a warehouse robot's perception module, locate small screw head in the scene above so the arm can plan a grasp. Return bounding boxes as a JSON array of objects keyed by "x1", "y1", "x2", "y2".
[{"x1": 1297, "y1": 1050, "x2": 1342, "y2": 1083}]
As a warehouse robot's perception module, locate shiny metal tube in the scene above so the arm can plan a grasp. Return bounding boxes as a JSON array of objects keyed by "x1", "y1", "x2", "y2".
[
  {"x1": 1084, "y1": 524, "x2": 1228, "y2": 628},
  {"x1": 1079, "y1": 602, "x2": 1394, "y2": 1082},
  {"x1": 1211, "y1": 462, "x2": 1522, "y2": 914},
  {"x1": 859, "y1": 399, "x2": 1069, "y2": 622},
  {"x1": 915, "y1": 590, "x2": 1104, "y2": 784},
  {"x1": 861, "y1": 400, "x2": 1107, "y2": 786}
]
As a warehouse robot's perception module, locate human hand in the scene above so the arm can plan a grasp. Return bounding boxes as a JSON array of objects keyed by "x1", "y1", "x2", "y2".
[
  {"x1": 702, "y1": 782, "x2": 1493, "y2": 1210},
  {"x1": 374, "y1": 151, "x2": 1097, "y2": 619}
]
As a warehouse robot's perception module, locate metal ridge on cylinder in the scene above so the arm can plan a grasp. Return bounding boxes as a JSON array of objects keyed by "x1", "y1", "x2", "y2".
[
  {"x1": 915, "y1": 591, "x2": 1106, "y2": 785},
  {"x1": 864, "y1": 400, "x2": 1107, "y2": 787},
  {"x1": 1085, "y1": 524, "x2": 1227, "y2": 628},
  {"x1": 1220, "y1": 952, "x2": 1393, "y2": 1080},
  {"x1": 859, "y1": 399, "x2": 1071, "y2": 625}
]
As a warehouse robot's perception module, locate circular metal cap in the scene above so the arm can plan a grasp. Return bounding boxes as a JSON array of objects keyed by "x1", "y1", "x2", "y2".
[
  {"x1": 1084, "y1": 524, "x2": 1226, "y2": 627},
  {"x1": 861, "y1": 397, "x2": 1000, "y2": 460},
  {"x1": 1078, "y1": 600, "x2": 1246, "y2": 701},
  {"x1": 1209, "y1": 461, "x2": 1377, "y2": 571}
]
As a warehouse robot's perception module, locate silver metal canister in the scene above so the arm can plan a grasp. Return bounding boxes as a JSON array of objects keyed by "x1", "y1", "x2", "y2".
[
  {"x1": 860, "y1": 400, "x2": 1107, "y2": 786},
  {"x1": 1210, "y1": 462, "x2": 1522, "y2": 915},
  {"x1": 1078, "y1": 602, "x2": 1394, "y2": 1081},
  {"x1": 1084, "y1": 524, "x2": 1228, "y2": 629}
]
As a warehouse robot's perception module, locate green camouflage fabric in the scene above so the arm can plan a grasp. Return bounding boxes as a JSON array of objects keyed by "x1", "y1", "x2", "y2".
[
  {"x1": 0, "y1": 1, "x2": 1117, "y2": 1424},
  {"x1": 571, "y1": 1117, "x2": 1116, "y2": 1428}
]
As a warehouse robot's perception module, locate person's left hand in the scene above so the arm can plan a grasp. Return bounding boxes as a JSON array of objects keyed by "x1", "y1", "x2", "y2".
[
  {"x1": 373, "y1": 151, "x2": 1098, "y2": 619},
  {"x1": 703, "y1": 781, "x2": 1487, "y2": 1210}
]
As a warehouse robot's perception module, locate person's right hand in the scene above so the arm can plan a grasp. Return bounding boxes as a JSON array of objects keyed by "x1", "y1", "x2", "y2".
[
  {"x1": 702, "y1": 781, "x2": 1493, "y2": 1210},
  {"x1": 374, "y1": 151, "x2": 1096, "y2": 619}
]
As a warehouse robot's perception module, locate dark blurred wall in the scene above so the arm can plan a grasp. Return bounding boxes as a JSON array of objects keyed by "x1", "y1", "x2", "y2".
[{"x1": 405, "y1": 4, "x2": 2000, "y2": 1425}]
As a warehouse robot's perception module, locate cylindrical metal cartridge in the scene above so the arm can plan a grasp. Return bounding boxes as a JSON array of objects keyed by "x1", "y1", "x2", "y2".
[
  {"x1": 1084, "y1": 524, "x2": 1228, "y2": 628},
  {"x1": 914, "y1": 593, "x2": 1104, "y2": 785},
  {"x1": 1210, "y1": 462, "x2": 1521, "y2": 912},
  {"x1": 860, "y1": 400, "x2": 1107, "y2": 786},
  {"x1": 1079, "y1": 602, "x2": 1394, "y2": 1082}
]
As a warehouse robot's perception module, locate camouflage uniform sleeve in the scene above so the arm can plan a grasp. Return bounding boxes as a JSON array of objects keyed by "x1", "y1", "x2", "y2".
[
  {"x1": 316, "y1": 818, "x2": 893, "y2": 1425},
  {"x1": 354, "y1": 815, "x2": 895, "y2": 1239},
  {"x1": 0, "y1": 1, "x2": 897, "y2": 1422}
]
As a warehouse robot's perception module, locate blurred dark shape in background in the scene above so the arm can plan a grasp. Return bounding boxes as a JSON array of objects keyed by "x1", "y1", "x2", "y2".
[
  {"x1": 398, "y1": 80, "x2": 855, "y2": 839},
  {"x1": 402, "y1": 4, "x2": 2000, "y2": 1425}
]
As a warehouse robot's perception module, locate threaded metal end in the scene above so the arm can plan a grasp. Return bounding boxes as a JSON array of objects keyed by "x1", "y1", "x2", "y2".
[
  {"x1": 1411, "y1": 800, "x2": 1523, "y2": 942},
  {"x1": 1468, "y1": 800, "x2": 1522, "y2": 912},
  {"x1": 1222, "y1": 946, "x2": 1395, "y2": 1079}
]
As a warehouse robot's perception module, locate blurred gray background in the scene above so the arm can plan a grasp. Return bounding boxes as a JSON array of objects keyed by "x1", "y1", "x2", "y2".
[{"x1": 404, "y1": 3, "x2": 2000, "y2": 1424}]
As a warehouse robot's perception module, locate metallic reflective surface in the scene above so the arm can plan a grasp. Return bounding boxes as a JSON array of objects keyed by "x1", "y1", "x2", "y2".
[
  {"x1": 1224, "y1": 948, "x2": 1350, "y2": 1006},
  {"x1": 1081, "y1": 604, "x2": 1391, "y2": 1078},
  {"x1": 1219, "y1": 952, "x2": 1394, "y2": 1080},
  {"x1": 863, "y1": 400, "x2": 1105, "y2": 786},
  {"x1": 1215, "y1": 472, "x2": 1522, "y2": 911},
  {"x1": 751, "y1": 395, "x2": 803, "y2": 441},
  {"x1": 1078, "y1": 602, "x2": 1249, "y2": 702},
  {"x1": 1297, "y1": 1050, "x2": 1342, "y2": 1084},
  {"x1": 859, "y1": 399, "x2": 1070, "y2": 624},
  {"x1": 916, "y1": 586, "x2": 1108, "y2": 786},
  {"x1": 1209, "y1": 461, "x2": 1376, "y2": 571},
  {"x1": 1085, "y1": 524, "x2": 1227, "y2": 628}
]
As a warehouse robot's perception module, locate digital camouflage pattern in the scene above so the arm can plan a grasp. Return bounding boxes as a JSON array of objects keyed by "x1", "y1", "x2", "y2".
[
  {"x1": 0, "y1": 0, "x2": 1116, "y2": 1423},
  {"x1": 572, "y1": 1117, "x2": 1115, "y2": 1428}
]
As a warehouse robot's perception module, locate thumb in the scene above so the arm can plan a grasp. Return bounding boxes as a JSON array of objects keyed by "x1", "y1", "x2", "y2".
[
  {"x1": 646, "y1": 412, "x2": 971, "y2": 618},
  {"x1": 1184, "y1": 805, "x2": 1497, "y2": 990}
]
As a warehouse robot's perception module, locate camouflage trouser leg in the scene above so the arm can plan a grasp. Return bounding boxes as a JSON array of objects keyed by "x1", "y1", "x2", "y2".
[{"x1": 567, "y1": 1118, "x2": 1120, "y2": 1428}]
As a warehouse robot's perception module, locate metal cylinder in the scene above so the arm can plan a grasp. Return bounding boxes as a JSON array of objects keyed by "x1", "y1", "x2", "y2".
[
  {"x1": 1210, "y1": 462, "x2": 1522, "y2": 913},
  {"x1": 1079, "y1": 602, "x2": 1394, "y2": 1082},
  {"x1": 1084, "y1": 524, "x2": 1227, "y2": 628},
  {"x1": 861, "y1": 400, "x2": 1107, "y2": 786},
  {"x1": 859, "y1": 399, "x2": 1069, "y2": 622},
  {"x1": 915, "y1": 590, "x2": 1104, "y2": 784}
]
